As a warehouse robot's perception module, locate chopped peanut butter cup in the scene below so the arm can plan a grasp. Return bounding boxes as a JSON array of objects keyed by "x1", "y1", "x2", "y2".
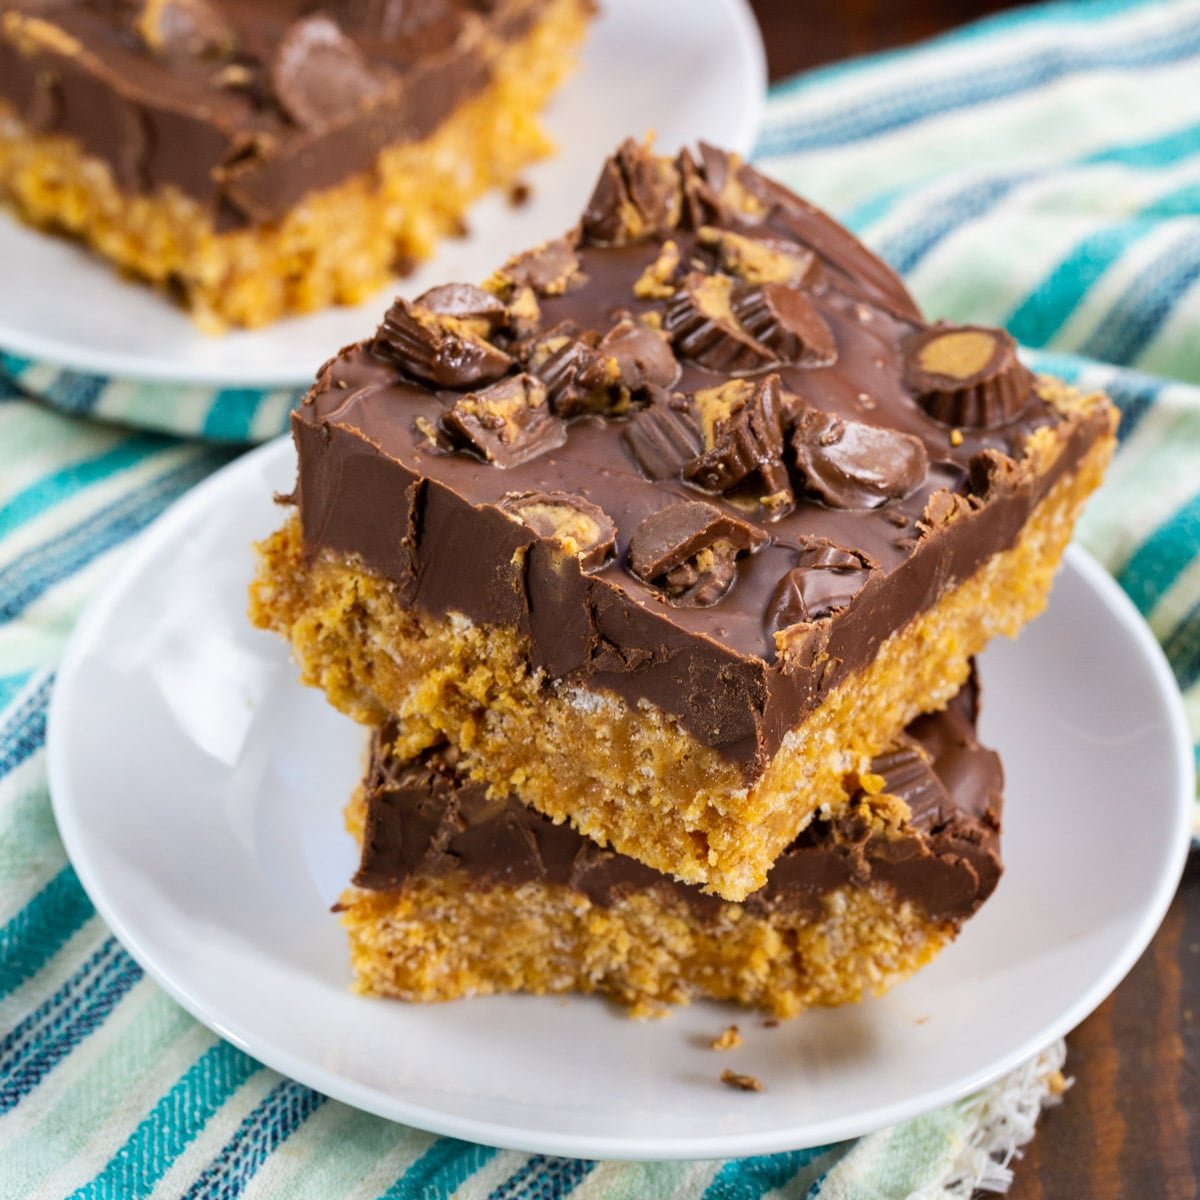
[
  {"x1": 376, "y1": 295, "x2": 513, "y2": 389},
  {"x1": 628, "y1": 501, "x2": 766, "y2": 607},
  {"x1": 581, "y1": 137, "x2": 681, "y2": 246},
  {"x1": 732, "y1": 283, "x2": 837, "y2": 367},
  {"x1": 683, "y1": 375, "x2": 793, "y2": 516},
  {"x1": 621, "y1": 394, "x2": 704, "y2": 480},
  {"x1": 493, "y1": 236, "x2": 585, "y2": 298},
  {"x1": 499, "y1": 491, "x2": 617, "y2": 571},
  {"x1": 441, "y1": 374, "x2": 565, "y2": 467}
]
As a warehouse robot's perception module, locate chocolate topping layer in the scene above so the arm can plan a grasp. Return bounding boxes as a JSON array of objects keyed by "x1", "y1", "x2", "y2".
[
  {"x1": 0, "y1": 0, "x2": 551, "y2": 229},
  {"x1": 353, "y1": 676, "x2": 1004, "y2": 924},
  {"x1": 289, "y1": 141, "x2": 1112, "y2": 774}
]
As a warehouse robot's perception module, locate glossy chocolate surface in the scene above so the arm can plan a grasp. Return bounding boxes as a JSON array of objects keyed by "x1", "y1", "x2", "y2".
[
  {"x1": 353, "y1": 676, "x2": 1003, "y2": 924},
  {"x1": 0, "y1": 0, "x2": 547, "y2": 228},
  {"x1": 289, "y1": 143, "x2": 1111, "y2": 774}
]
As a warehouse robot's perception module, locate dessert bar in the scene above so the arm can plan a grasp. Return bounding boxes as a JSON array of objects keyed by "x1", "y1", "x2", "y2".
[
  {"x1": 339, "y1": 679, "x2": 1003, "y2": 1018},
  {"x1": 0, "y1": 0, "x2": 591, "y2": 327},
  {"x1": 252, "y1": 139, "x2": 1116, "y2": 899}
]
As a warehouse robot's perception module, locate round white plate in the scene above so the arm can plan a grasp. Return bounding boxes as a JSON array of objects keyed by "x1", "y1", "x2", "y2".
[
  {"x1": 48, "y1": 437, "x2": 1194, "y2": 1161},
  {"x1": 0, "y1": 0, "x2": 765, "y2": 390}
]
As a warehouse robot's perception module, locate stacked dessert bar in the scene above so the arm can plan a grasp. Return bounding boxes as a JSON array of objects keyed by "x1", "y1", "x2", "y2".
[
  {"x1": 251, "y1": 140, "x2": 1117, "y2": 1017},
  {"x1": 0, "y1": 0, "x2": 591, "y2": 328}
]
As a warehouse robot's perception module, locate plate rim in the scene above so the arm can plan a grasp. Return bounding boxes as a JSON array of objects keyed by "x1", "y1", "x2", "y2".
[
  {"x1": 46, "y1": 435, "x2": 1196, "y2": 1161},
  {"x1": 0, "y1": 0, "x2": 766, "y2": 392}
]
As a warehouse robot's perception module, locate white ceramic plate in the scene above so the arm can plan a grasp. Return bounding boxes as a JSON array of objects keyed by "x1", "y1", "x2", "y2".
[
  {"x1": 0, "y1": 0, "x2": 765, "y2": 390},
  {"x1": 47, "y1": 437, "x2": 1194, "y2": 1161}
]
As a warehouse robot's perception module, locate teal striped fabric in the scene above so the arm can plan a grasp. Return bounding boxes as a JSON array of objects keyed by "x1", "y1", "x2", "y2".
[
  {"x1": 2, "y1": 0, "x2": 1197, "y2": 1194},
  {"x1": 0, "y1": 352, "x2": 301, "y2": 444}
]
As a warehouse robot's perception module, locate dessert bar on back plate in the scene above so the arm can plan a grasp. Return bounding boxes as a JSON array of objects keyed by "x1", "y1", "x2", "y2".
[
  {"x1": 0, "y1": 0, "x2": 592, "y2": 327},
  {"x1": 339, "y1": 676, "x2": 1003, "y2": 1018},
  {"x1": 252, "y1": 138, "x2": 1116, "y2": 900}
]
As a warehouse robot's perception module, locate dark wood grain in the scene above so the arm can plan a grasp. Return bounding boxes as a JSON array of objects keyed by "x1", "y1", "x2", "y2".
[
  {"x1": 744, "y1": 2, "x2": 1200, "y2": 1196},
  {"x1": 747, "y1": 0, "x2": 1018, "y2": 81},
  {"x1": 1005, "y1": 855, "x2": 1200, "y2": 1200}
]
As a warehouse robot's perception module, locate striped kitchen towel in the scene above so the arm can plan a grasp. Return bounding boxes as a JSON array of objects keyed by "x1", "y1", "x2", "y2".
[
  {"x1": 0, "y1": 384, "x2": 1069, "y2": 1199},
  {"x1": 2, "y1": 0, "x2": 1198, "y2": 1195},
  {"x1": 0, "y1": 351, "x2": 301, "y2": 444}
]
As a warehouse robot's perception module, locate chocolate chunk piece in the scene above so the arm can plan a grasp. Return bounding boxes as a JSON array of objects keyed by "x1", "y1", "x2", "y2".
[
  {"x1": 683, "y1": 375, "x2": 794, "y2": 518},
  {"x1": 796, "y1": 543, "x2": 864, "y2": 570},
  {"x1": 904, "y1": 325, "x2": 1035, "y2": 428},
  {"x1": 628, "y1": 501, "x2": 766, "y2": 607},
  {"x1": 676, "y1": 146, "x2": 723, "y2": 229},
  {"x1": 732, "y1": 283, "x2": 837, "y2": 367},
  {"x1": 271, "y1": 15, "x2": 386, "y2": 131},
  {"x1": 134, "y1": 0, "x2": 236, "y2": 59},
  {"x1": 967, "y1": 447, "x2": 1021, "y2": 500},
  {"x1": 621, "y1": 393, "x2": 704, "y2": 480},
  {"x1": 440, "y1": 374, "x2": 565, "y2": 467},
  {"x1": 582, "y1": 138, "x2": 681, "y2": 246},
  {"x1": 499, "y1": 491, "x2": 617, "y2": 571},
  {"x1": 790, "y1": 410, "x2": 928, "y2": 510},
  {"x1": 594, "y1": 319, "x2": 680, "y2": 393},
  {"x1": 765, "y1": 543, "x2": 872, "y2": 634},
  {"x1": 920, "y1": 488, "x2": 972, "y2": 532},
  {"x1": 493, "y1": 236, "x2": 583, "y2": 297},
  {"x1": 664, "y1": 273, "x2": 776, "y2": 374},
  {"x1": 417, "y1": 283, "x2": 507, "y2": 325},
  {"x1": 376, "y1": 296, "x2": 513, "y2": 388}
]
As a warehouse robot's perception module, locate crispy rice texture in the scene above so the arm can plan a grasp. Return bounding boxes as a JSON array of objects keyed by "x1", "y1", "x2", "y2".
[
  {"x1": 338, "y1": 871, "x2": 955, "y2": 1020},
  {"x1": 251, "y1": 397, "x2": 1114, "y2": 900},
  {"x1": 338, "y1": 786, "x2": 955, "y2": 1019},
  {"x1": 0, "y1": 0, "x2": 589, "y2": 330}
]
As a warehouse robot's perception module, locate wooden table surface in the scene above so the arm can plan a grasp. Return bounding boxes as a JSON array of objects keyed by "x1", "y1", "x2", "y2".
[{"x1": 744, "y1": 2, "x2": 1200, "y2": 1195}]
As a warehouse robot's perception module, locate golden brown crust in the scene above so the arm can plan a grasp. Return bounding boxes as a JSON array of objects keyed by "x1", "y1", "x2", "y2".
[{"x1": 339, "y1": 870, "x2": 955, "y2": 1019}]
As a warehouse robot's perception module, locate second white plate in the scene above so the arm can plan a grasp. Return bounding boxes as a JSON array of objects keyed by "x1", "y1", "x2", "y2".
[
  {"x1": 0, "y1": 0, "x2": 765, "y2": 390},
  {"x1": 48, "y1": 437, "x2": 1194, "y2": 1161}
]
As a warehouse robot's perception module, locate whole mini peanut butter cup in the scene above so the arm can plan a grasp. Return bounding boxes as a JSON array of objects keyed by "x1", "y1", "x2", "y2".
[{"x1": 904, "y1": 325, "x2": 1035, "y2": 429}]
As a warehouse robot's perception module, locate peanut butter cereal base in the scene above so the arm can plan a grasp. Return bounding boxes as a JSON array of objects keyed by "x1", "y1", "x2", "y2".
[{"x1": 338, "y1": 870, "x2": 954, "y2": 1019}]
